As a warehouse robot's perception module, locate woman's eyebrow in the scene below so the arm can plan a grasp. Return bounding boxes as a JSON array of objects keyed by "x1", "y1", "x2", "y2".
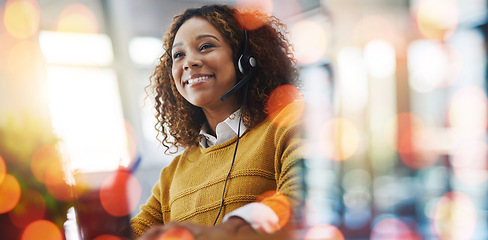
[
  {"x1": 172, "y1": 34, "x2": 220, "y2": 49},
  {"x1": 172, "y1": 42, "x2": 182, "y2": 49},
  {"x1": 196, "y1": 34, "x2": 220, "y2": 41}
]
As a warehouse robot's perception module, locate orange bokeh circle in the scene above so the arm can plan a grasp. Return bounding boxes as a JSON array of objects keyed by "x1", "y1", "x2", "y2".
[
  {"x1": 257, "y1": 191, "x2": 291, "y2": 229},
  {"x1": 266, "y1": 84, "x2": 304, "y2": 127},
  {"x1": 0, "y1": 174, "x2": 21, "y2": 214},
  {"x1": 21, "y1": 220, "x2": 63, "y2": 240},
  {"x1": 100, "y1": 171, "x2": 142, "y2": 217},
  {"x1": 304, "y1": 223, "x2": 345, "y2": 240},
  {"x1": 0, "y1": 154, "x2": 6, "y2": 185},
  {"x1": 8, "y1": 189, "x2": 46, "y2": 228},
  {"x1": 158, "y1": 227, "x2": 194, "y2": 240},
  {"x1": 93, "y1": 234, "x2": 127, "y2": 240},
  {"x1": 234, "y1": 0, "x2": 272, "y2": 30},
  {"x1": 31, "y1": 144, "x2": 62, "y2": 184}
]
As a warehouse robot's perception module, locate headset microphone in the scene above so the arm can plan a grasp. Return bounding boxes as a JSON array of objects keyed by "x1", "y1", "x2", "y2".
[{"x1": 220, "y1": 30, "x2": 257, "y2": 101}]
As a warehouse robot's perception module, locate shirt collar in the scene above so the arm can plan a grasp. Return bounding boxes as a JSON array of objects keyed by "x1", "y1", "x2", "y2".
[{"x1": 199, "y1": 109, "x2": 247, "y2": 148}]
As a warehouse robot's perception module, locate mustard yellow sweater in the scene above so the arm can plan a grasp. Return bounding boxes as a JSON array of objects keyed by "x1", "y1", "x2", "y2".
[{"x1": 130, "y1": 102, "x2": 304, "y2": 237}]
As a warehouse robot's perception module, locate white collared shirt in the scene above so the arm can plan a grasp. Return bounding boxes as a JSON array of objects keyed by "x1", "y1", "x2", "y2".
[
  {"x1": 199, "y1": 109, "x2": 246, "y2": 148},
  {"x1": 198, "y1": 109, "x2": 280, "y2": 233}
]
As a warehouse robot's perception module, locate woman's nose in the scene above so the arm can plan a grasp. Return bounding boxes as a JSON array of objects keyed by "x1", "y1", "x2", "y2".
[{"x1": 183, "y1": 53, "x2": 202, "y2": 70}]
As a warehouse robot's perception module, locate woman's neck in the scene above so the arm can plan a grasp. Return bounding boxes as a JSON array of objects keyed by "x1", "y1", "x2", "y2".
[{"x1": 203, "y1": 104, "x2": 240, "y2": 133}]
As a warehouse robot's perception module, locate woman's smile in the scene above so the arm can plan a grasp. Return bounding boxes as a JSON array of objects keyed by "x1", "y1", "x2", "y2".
[{"x1": 184, "y1": 74, "x2": 214, "y2": 87}]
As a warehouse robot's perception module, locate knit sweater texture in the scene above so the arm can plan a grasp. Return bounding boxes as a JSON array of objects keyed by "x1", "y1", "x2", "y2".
[{"x1": 130, "y1": 101, "x2": 304, "y2": 237}]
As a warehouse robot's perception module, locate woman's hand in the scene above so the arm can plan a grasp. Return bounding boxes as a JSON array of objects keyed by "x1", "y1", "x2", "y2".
[{"x1": 138, "y1": 217, "x2": 258, "y2": 240}]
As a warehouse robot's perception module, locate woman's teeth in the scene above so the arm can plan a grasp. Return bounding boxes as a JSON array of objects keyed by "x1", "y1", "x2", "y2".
[{"x1": 186, "y1": 76, "x2": 211, "y2": 85}]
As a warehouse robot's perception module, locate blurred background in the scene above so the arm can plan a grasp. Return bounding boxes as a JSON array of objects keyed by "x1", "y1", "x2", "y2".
[{"x1": 0, "y1": 0, "x2": 487, "y2": 239}]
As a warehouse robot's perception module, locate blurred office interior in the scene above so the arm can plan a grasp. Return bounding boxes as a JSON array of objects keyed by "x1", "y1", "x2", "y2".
[{"x1": 0, "y1": 0, "x2": 487, "y2": 239}]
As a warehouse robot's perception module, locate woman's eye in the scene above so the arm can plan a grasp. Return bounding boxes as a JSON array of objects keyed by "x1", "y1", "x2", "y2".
[
  {"x1": 173, "y1": 52, "x2": 184, "y2": 60},
  {"x1": 200, "y1": 43, "x2": 214, "y2": 51}
]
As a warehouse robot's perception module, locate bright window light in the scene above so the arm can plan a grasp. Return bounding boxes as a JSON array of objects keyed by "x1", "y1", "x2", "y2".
[
  {"x1": 337, "y1": 46, "x2": 368, "y2": 113},
  {"x1": 129, "y1": 37, "x2": 163, "y2": 66},
  {"x1": 47, "y1": 66, "x2": 130, "y2": 173},
  {"x1": 39, "y1": 31, "x2": 113, "y2": 66}
]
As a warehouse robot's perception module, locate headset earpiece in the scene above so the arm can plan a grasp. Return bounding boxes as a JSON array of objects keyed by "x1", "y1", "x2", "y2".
[
  {"x1": 220, "y1": 30, "x2": 258, "y2": 101},
  {"x1": 238, "y1": 54, "x2": 257, "y2": 75},
  {"x1": 237, "y1": 30, "x2": 256, "y2": 75}
]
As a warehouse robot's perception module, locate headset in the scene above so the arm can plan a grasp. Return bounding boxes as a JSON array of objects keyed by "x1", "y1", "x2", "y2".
[
  {"x1": 220, "y1": 30, "x2": 257, "y2": 101},
  {"x1": 214, "y1": 30, "x2": 257, "y2": 225}
]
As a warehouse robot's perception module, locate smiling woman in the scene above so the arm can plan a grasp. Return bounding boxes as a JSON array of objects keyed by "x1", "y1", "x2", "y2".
[
  {"x1": 131, "y1": 4, "x2": 304, "y2": 240},
  {"x1": 171, "y1": 17, "x2": 238, "y2": 122}
]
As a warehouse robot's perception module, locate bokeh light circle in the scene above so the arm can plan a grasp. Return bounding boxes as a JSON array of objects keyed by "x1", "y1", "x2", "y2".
[
  {"x1": 290, "y1": 20, "x2": 328, "y2": 65},
  {"x1": 266, "y1": 84, "x2": 304, "y2": 127},
  {"x1": 3, "y1": 0, "x2": 40, "y2": 39},
  {"x1": 408, "y1": 41, "x2": 462, "y2": 92},
  {"x1": 304, "y1": 223, "x2": 345, "y2": 240},
  {"x1": 93, "y1": 234, "x2": 126, "y2": 240},
  {"x1": 371, "y1": 217, "x2": 419, "y2": 240},
  {"x1": 57, "y1": 3, "x2": 99, "y2": 33},
  {"x1": 319, "y1": 118, "x2": 360, "y2": 161},
  {"x1": 257, "y1": 191, "x2": 291, "y2": 229},
  {"x1": 434, "y1": 191, "x2": 476, "y2": 240},
  {"x1": 364, "y1": 39, "x2": 396, "y2": 79},
  {"x1": 8, "y1": 189, "x2": 46, "y2": 228},
  {"x1": 416, "y1": 0, "x2": 459, "y2": 41},
  {"x1": 31, "y1": 144, "x2": 62, "y2": 183},
  {"x1": 21, "y1": 220, "x2": 63, "y2": 240},
  {"x1": 100, "y1": 171, "x2": 142, "y2": 217},
  {"x1": 7, "y1": 40, "x2": 40, "y2": 80},
  {"x1": 352, "y1": 15, "x2": 401, "y2": 49},
  {"x1": 0, "y1": 154, "x2": 6, "y2": 185},
  {"x1": 234, "y1": 0, "x2": 272, "y2": 30},
  {"x1": 158, "y1": 227, "x2": 194, "y2": 240},
  {"x1": 0, "y1": 174, "x2": 21, "y2": 214},
  {"x1": 45, "y1": 178, "x2": 74, "y2": 201},
  {"x1": 387, "y1": 112, "x2": 439, "y2": 169},
  {"x1": 448, "y1": 85, "x2": 487, "y2": 137},
  {"x1": 451, "y1": 140, "x2": 488, "y2": 185}
]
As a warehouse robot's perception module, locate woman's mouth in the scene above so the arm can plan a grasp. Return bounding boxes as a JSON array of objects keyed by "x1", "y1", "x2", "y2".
[{"x1": 184, "y1": 75, "x2": 213, "y2": 87}]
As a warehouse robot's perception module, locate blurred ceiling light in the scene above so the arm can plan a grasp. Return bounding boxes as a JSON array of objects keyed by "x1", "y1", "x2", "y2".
[
  {"x1": 364, "y1": 40, "x2": 396, "y2": 79},
  {"x1": 290, "y1": 20, "x2": 328, "y2": 65},
  {"x1": 57, "y1": 3, "x2": 99, "y2": 33},
  {"x1": 416, "y1": 0, "x2": 458, "y2": 41},
  {"x1": 39, "y1": 31, "x2": 113, "y2": 67},
  {"x1": 128, "y1": 37, "x2": 163, "y2": 66},
  {"x1": 3, "y1": 0, "x2": 40, "y2": 39}
]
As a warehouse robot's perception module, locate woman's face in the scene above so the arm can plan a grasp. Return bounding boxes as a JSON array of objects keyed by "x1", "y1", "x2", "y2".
[{"x1": 171, "y1": 17, "x2": 238, "y2": 111}]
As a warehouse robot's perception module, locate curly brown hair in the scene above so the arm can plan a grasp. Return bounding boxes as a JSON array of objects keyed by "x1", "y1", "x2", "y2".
[{"x1": 149, "y1": 4, "x2": 299, "y2": 153}]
